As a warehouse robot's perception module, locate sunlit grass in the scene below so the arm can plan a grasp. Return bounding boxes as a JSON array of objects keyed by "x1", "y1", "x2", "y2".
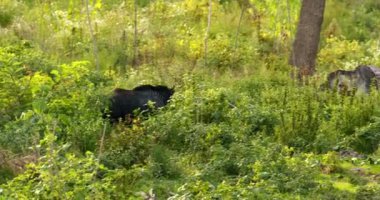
[{"x1": 333, "y1": 181, "x2": 358, "y2": 193}]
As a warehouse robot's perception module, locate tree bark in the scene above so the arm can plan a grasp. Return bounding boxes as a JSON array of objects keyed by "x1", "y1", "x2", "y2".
[
  {"x1": 133, "y1": 0, "x2": 139, "y2": 67},
  {"x1": 84, "y1": 0, "x2": 100, "y2": 72},
  {"x1": 289, "y1": 0, "x2": 325, "y2": 79},
  {"x1": 204, "y1": 0, "x2": 212, "y2": 67}
]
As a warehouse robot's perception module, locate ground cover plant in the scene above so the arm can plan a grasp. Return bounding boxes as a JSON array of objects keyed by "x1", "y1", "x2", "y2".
[{"x1": 1, "y1": 0, "x2": 380, "y2": 199}]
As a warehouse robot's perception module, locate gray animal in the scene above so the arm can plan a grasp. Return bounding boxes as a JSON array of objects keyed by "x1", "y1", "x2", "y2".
[{"x1": 327, "y1": 65, "x2": 380, "y2": 94}]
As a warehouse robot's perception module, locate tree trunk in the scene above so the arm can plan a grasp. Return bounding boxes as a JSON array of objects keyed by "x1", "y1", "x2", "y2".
[
  {"x1": 289, "y1": 0, "x2": 325, "y2": 79},
  {"x1": 133, "y1": 0, "x2": 139, "y2": 68},
  {"x1": 204, "y1": 0, "x2": 212, "y2": 67},
  {"x1": 84, "y1": 0, "x2": 100, "y2": 72}
]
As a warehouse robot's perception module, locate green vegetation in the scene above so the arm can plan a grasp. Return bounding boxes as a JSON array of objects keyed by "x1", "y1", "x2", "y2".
[{"x1": 0, "y1": 0, "x2": 380, "y2": 199}]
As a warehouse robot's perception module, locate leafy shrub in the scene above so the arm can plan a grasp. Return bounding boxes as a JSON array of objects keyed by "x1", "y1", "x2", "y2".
[
  {"x1": 169, "y1": 145, "x2": 349, "y2": 199},
  {"x1": 356, "y1": 184, "x2": 380, "y2": 200},
  {"x1": 324, "y1": 0, "x2": 380, "y2": 42},
  {"x1": 0, "y1": 45, "x2": 112, "y2": 155},
  {"x1": 148, "y1": 145, "x2": 181, "y2": 179},
  {"x1": 0, "y1": 10, "x2": 13, "y2": 28},
  {"x1": 349, "y1": 116, "x2": 380, "y2": 154},
  {"x1": 0, "y1": 0, "x2": 21, "y2": 28},
  {"x1": 2, "y1": 1, "x2": 380, "y2": 198},
  {"x1": 0, "y1": 133, "x2": 122, "y2": 199},
  {"x1": 0, "y1": 111, "x2": 44, "y2": 153},
  {"x1": 318, "y1": 37, "x2": 365, "y2": 72},
  {"x1": 206, "y1": 33, "x2": 256, "y2": 70},
  {"x1": 144, "y1": 77, "x2": 277, "y2": 153},
  {"x1": 101, "y1": 124, "x2": 153, "y2": 169}
]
